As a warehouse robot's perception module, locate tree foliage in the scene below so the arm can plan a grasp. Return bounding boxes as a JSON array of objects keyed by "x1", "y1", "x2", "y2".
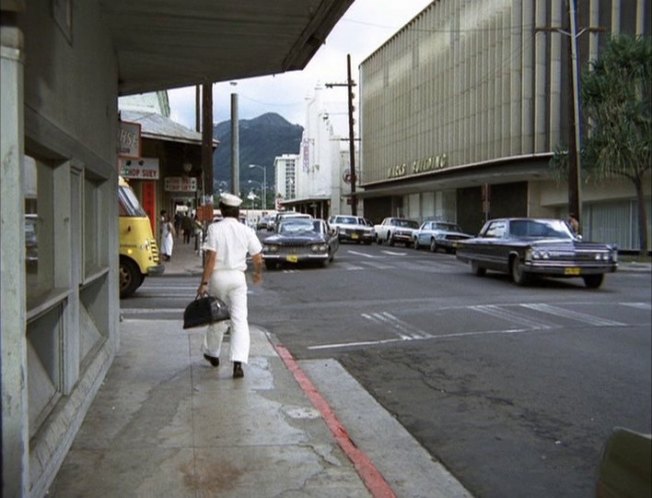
[{"x1": 551, "y1": 35, "x2": 652, "y2": 253}]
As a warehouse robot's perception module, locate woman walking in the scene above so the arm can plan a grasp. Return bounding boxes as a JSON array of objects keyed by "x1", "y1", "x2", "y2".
[{"x1": 160, "y1": 213, "x2": 175, "y2": 261}]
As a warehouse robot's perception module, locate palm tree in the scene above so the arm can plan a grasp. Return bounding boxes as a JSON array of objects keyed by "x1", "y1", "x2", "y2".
[{"x1": 551, "y1": 35, "x2": 651, "y2": 254}]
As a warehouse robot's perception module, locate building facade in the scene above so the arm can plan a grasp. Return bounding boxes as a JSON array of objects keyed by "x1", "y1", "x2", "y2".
[
  {"x1": 359, "y1": 0, "x2": 651, "y2": 251},
  {"x1": 274, "y1": 153, "x2": 299, "y2": 209},
  {"x1": 282, "y1": 84, "x2": 361, "y2": 217},
  {"x1": 0, "y1": 1, "x2": 353, "y2": 496}
]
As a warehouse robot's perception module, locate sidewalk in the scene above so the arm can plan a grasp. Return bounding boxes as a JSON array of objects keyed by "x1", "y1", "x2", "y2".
[{"x1": 48, "y1": 234, "x2": 470, "y2": 497}]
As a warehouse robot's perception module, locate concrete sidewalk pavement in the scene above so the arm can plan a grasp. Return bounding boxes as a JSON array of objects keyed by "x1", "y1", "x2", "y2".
[
  {"x1": 47, "y1": 322, "x2": 470, "y2": 497},
  {"x1": 48, "y1": 235, "x2": 470, "y2": 497}
]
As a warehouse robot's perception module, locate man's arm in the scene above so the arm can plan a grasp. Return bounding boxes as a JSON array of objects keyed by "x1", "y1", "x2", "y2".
[
  {"x1": 251, "y1": 253, "x2": 263, "y2": 285},
  {"x1": 197, "y1": 250, "x2": 216, "y2": 295}
]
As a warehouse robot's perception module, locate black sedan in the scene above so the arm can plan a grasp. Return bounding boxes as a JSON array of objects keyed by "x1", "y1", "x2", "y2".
[
  {"x1": 262, "y1": 218, "x2": 339, "y2": 269},
  {"x1": 456, "y1": 218, "x2": 618, "y2": 288}
]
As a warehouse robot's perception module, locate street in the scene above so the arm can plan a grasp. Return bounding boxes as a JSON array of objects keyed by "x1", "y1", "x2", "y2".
[{"x1": 122, "y1": 243, "x2": 652, "y2": 497}]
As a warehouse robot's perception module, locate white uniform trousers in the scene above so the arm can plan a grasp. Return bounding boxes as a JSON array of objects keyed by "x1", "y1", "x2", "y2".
[{"x1": 202, "y1": 269, "x2": 250, "y2": 363}]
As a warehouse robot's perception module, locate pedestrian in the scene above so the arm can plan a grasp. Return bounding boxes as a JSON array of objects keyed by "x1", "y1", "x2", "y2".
[
  {"x1": 182, "y1": 212, "x2": 193, "y2": 244},
  {"x1": 160, "y1": 213, "x2": 175, "y2": 261},
  {"x1": 197, "y1": 192, "x2": 264, "y2": 378},
  {"x1": 159, "y1": 209, "x2": 167, "y2": 247},
  {"x1": 568, "y1": 212, "x2": 580, "y2": 235}
]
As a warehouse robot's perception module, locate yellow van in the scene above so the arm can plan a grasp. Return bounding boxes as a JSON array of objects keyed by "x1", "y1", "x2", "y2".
[{"x1": 118, "y1": 176, "x2": 164, "y2": 297}]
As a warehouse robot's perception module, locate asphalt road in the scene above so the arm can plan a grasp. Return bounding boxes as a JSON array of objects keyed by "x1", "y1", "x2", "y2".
[{"x1": 122, "y1": 242, "x2": 651, "y2": 498}]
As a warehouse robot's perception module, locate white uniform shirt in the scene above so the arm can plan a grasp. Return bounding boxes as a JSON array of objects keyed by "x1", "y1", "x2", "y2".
[{"x1": 202, "y1": 217, "x2": 262, "y2": 271}]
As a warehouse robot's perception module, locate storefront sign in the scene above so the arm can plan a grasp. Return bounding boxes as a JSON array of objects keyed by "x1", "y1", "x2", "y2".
[
  {"x1": 118, "y1": 121, "x2": 141, "y2": 159},
  {"x1": 120, "y1": 158, "x2": 160, "y2": 180},
  {"x1": 164, "y1": 176, "x2": 197, "y2": 192},
  {"x1": 387, "y1": 154, "x2": 448, "y2": 179}
]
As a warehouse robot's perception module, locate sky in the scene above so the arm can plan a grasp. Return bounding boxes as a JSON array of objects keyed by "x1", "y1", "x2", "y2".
[{"x1": 167, "y1": 0, "x2": 433, "y2": 136}]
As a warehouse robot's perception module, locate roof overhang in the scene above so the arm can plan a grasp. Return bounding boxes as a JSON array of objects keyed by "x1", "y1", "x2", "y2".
[{"x1": 100, "y1": 0, "x2": 355, "y2": 95}]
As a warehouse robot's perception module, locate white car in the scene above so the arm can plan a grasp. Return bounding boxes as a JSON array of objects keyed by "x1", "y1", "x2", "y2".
[
  {"x1": 374, "y1": 217, "x2": 419, "y2": 246},
  {"x1": 328, "y1": 215, "x2": 374, "y2": 244},
  {"x1": 413, "y1": 220, "x2": 473, "y2": 253}
]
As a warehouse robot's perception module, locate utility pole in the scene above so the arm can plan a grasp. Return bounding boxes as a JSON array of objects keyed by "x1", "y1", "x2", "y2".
[
  {"x1": 326, "y1": 54, "x2": 358, "y2": 216},
  {"x1": 201, "y1": 82, "x2": 213, "y2": 203},
  {"x1": 536, "y1": 1, "x2": 600, "y2": 231}
]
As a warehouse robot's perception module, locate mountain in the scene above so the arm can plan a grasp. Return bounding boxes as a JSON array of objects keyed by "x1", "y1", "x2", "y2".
[{"x1": 212, "y1": 112, "x2": 303, "y2": 193}]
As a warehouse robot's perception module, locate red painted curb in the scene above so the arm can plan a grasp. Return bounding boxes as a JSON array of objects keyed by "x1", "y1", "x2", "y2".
[{"x1": 274, "y1": 343, "x2": 396, "y2": 498}]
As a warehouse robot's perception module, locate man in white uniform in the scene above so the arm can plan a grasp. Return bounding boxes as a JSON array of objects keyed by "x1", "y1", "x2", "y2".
[{"x1": 197, "y1": 193, "x2": 263, "y2": 378}]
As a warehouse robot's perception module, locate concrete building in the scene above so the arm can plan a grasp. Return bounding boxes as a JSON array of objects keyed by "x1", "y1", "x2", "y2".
[
  {"x1": 358, "y1": 0, "x2": 651, "y2": 251},
  {"x1": 274, "y1": 153, "x2": 299, "y2": 209},
  {"x1": 0, "y1": 1, "x2": 353, "y2": 496},
  {"x1": 281, "y1": 84, "x2": 361, "y2": 218}
]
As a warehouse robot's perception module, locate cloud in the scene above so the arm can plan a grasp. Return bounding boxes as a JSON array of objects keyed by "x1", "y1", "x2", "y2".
[{"x1": 168, "y1": 0, "x2": 432, "y2": 135}]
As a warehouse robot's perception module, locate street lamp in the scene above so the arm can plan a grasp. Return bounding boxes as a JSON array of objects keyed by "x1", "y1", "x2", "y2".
[{"x1": 249, "y1": 164, "x2": 266, "y2": 210}]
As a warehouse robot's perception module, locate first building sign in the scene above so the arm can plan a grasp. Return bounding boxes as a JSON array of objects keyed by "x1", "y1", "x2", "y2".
[
  {"x1": 118, "y1": 121, "x2": 141, "y2": 159},
  {"x1": 164, "y1": 176, "x2": 197, "y2": 192}
]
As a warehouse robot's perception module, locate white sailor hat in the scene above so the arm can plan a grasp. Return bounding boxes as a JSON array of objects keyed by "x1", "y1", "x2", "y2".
[{"x1": 219, "y1": 192, "x2": 243, "y2": 207}]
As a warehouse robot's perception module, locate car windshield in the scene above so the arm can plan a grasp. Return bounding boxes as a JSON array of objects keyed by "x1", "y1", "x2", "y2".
[
  {"x1": 279, "y1": 219, "x2": 318, "y2": 235},
  {"x1": 434, "y1": 223, "x2": 462, "y2": 231},
  {"x1": 397, "y1": 219, "x2": 419, "y2": 228},
  {"x1": 509, "y1": 219, "x2": 574, "y2": 239},
  {"x1": 337, "y1": 216, "x2": 358, "y2": 225}
]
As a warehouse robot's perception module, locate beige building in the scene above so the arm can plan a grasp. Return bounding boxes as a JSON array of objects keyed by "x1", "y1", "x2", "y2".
[{"x1": 359, "y1": 0, "x2": 650, "y2": 251}]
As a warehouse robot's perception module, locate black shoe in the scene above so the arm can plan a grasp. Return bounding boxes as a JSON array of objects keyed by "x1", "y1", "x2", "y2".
[
  {"x1": 203, "y1": 354, "x2": 219, "y2": 367},
  {"x1": 233, "y1": 361, "x2": 244, "y2": 378}
]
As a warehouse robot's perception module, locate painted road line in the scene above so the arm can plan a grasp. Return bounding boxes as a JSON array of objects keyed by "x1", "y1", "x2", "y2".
[
  {"x1": 362, "y1": 313, "x2": 411, "y2": 340},
  {"x1": 471, "y1": 304, "x2": 552, "y2": 330},
  {"x1": 381, "y1": 250, "x2": 407, "y2": 256},
  {"x1": 520, "y1": 303, "x2": 625, "y2": 327},
  {"x1": 347, "y1": 250, "x2": 379, "y2": 259},
  {"x1": 620, "y1": 302, "x2": 652, "y2": 311}
]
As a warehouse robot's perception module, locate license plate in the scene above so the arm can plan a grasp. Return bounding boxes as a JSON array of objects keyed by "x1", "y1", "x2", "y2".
[
  {"x1": 286, "y1": 255, "x2": 298, "y2": 263},
  {"x1": 351, "y1": 234, "x2": 359, "y2": 239},
  {"x1": 564, "y1": 267, "x2": 581, "y2": 275}
]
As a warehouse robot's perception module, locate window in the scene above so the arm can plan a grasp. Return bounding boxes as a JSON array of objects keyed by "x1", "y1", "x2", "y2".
[
  {"x1": 484, "y1": 221, "x2": 506, "y2": 238},
  {"x1": 24, "y1": 155, "x2": 55, "y2": 306},
  {"x1": 83, "y1": 173, "x2": 110, "y2": 278}
]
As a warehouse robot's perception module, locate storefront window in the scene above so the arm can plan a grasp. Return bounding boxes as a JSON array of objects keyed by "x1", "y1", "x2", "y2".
[
  {"x1": 24, "y1": 155, "x2": 54, "y2": 306},
  {"x1": 84, "y1": 173, "x2": 110, "y2": 278}
]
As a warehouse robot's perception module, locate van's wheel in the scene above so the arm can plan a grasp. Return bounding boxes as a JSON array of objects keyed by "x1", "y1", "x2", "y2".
[
  {"x1": 583, "y1": 274, "x2": 604, "y2": 289},
  {"x1": 119, "y1": 258, "x2": 142, "y2": 298},
  {"x1": 510, "y1": 256, "x2": 530, "y2": 286}
]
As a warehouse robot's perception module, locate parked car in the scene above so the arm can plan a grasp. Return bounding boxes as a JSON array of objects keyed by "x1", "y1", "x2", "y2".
[
  {"x1": 328, "y1": 215, "x2": 374, "y2": 244},
  {"x1": 272, "y1": 211, "x2": 312, "y2": 232},
  {"x1": 374, "y1": 217, "x2": 419, "y2": 246},
  {"x1": 262, "y1": 218, "x2": 339, "y2": 269},
  {"x1": 413, "y1": 220, "x2": 473, "y2": 253},
  {"x1": 256, "y1": 215, "x2": 274, "y2": 231},
  {"x1": 456, "y1": 217, "x2": 618, "y2": 288}
]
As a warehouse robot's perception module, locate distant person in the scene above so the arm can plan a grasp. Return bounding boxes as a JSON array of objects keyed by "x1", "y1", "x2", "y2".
[
  {"x1": 159, "y1": 209, "x2": 167, "y2": 247},
  {"x1": 568, "y1": 213, "x2": 580, "y2": 235},
  {"x1": 197, "y1": 193, "x2": 264, "y2": 378},
  {"x1": 160, "y1": 213, "x2": 175, "y2": 261},
  {"x1": 182, "y1": 213, "x2": 193, "y2": 244}
]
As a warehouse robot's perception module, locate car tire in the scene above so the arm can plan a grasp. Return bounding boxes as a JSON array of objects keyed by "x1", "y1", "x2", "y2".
[
  {"x1": 265, "y1": 261, "x2": 277, "y2": 270},
  {"x1": 511, "y1": 256, "x2": 530, "y2": 286},
  {"x1": 413, "y1": 239, "x2": 420, "y2": 250},
  {"x1": 376, "y1": 235, "x2": 382, "y2": 245},
  {"x1": 119, "y1": 258, "x2": 142, "y2": 298},
  {"x1": 583, "y1": 274, "x2": 604, "y2": 289},
  {"x1": 388, "y1": 234, "x2": 395, "y2": 246},
  {"x1": 471, "y1": 261, "x2": 486, "y2": 276},
  {"x1": 429, "y1": 239, "x2": 438, "y2": 253}
]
